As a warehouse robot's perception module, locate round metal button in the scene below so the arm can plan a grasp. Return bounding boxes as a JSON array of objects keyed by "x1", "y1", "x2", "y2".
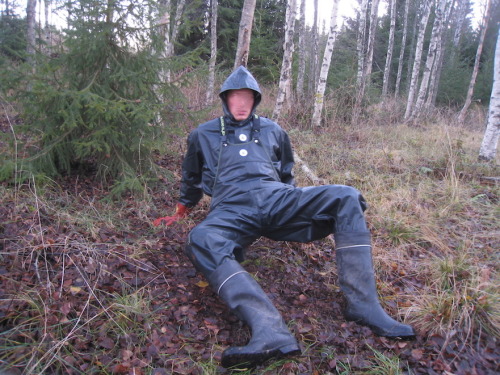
[
  {"x1": 239, "y1": 149, "x2": 248, "y2": 157},
  {"x1": 239, "y1": 134, "x2": 248, "y2": 142}
]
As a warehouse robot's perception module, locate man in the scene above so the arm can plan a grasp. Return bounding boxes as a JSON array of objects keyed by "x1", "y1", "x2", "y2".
[{"x1": 154, "y1": 66, "x2": 415, "y2": 368}]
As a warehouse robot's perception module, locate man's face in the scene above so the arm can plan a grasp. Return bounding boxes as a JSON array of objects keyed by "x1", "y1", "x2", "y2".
[{"x1": 227, "y1": 89, "x2": 255, "y2": 121}]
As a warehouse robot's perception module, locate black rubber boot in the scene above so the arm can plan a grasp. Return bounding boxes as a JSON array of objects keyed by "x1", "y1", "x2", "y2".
[
  {"x1": 208, "y1": 260, "x2": 301, "y2": 368},
  {"x1": 335, "y1": 232, "x2": 416, "y2": 339}
]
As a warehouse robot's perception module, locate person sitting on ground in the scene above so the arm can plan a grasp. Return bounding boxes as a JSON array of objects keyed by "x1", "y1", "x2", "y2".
[{"x1": 154, "y1": 66, "x2": 415, "y2": 368}]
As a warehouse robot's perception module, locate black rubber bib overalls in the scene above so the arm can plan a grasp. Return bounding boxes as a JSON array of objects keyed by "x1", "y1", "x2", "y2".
[{"x1": 185, "y1": 116, "x2": 370, "y2": 279}]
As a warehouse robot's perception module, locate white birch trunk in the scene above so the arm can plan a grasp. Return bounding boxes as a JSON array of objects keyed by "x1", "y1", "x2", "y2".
[
  {"x1": 234, "y1": 0, "x2": 257, "y2": 69},
  {"x1": 273, "y1": 0, "x2": 297, "y2": 121},
  {"x1": 411, "y1": 0, "x2": 447, "y2": 120},
  {"x1": 352, "y1": 0, "x2": 380, "y2": 124},
  {"x1": 205, "y1": 0, "x2": 218, "y2": 106},
  {"x1": 169, "y1": 0, "x2": 185, "y2": 57},
  {"x1": 479, "y1": 28, "x2": 500, "y2": 161},
  {"x1": 395, "y1": 0, "x2": 409, "y2": 97},
  {"x1": 296, "y1": 0, "x2": 306, "y2": 98},
  {"x1": 158, "y1": 0, "x2": 171, "y2": 83},
  {"x1": 427, "y1": 0, "x2": 454, "y2": 108},
  {"x1": 458, "y1": 0, "x2": 492, "y2": 124},
  {"x1": 404, "y1": 0, "x2": 432, "y2": 121},
  {"x1": 163, "y1": 0, "x2": 185, "y2": 82},
  {"x1": 452, "y1": 0, "x2": 468, "y2": 48},
  {"x1": 382, "y1": 0, "x2": 397, "y2": 98},
  {"x1": 26, "y1": 0, "x2": 37, "y2": 68},
  {"x1": 310, "y1": 0, "x2": 319, "y2": 93},
  {"x1": 43, "y1": 0, "x2": 50, "y2": 53},
  {"x1": 363, "y1": 0, "x2": 380, "y2": 85},
  {"x1": 426, "y1": 33, "x2": 444, "y2": 108},
  {"x1": 310, "y1": 0, "x2": 339, "y2": 128},
  {"x1": 406, "y1": 7, "x2": 419, "y2": 93},
  {"x1": 356, "y1": 0, "x2": 369, "y2": 88}
]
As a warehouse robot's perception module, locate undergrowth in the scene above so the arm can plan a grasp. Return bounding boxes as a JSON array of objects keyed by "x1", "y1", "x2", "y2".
[{"x1": 1, "y1": 92, "x2": 498, "y2": 374}]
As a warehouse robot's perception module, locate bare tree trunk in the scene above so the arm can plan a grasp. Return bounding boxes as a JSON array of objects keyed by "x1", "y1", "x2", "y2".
[
  {"x1": 352, "y1": 0, "x2": 380, "y2": 124},
  {"x1": 234, "y1": 0, "x2": 257, "y2": 69},
  {"x1": 395, "y1": 0, "x2": 409, "y2": 97},
  {"x1": 159, "y1": 0, "x2": 185, "y2": 82},
  {"x1": 169, "y1": 0, "x2": 185, "y2": 57},
  {"x1": 26, "y1": 0, "x2": 37, "y2": 68},
  {"x1": 479, "y1": 27, "x2": 500, "y2": 161},
  {"x1": 382, "y1": 0, "x2": 397, "y2": 98},
  {"x1": 311, "y1": 0, "x2": 340, "y2": 128},
  {"x1": 363, "y1": 0, "x2": 379, "y2": 85},
  {"x1": 406, "y1": 4, "x2": 419, "y2": 93},
  {"x1": 43, "y1": 0, "x2": 50, "y2": 53},
  {"x1": 411, "y1": 0, "x2": 448, "y2": 120},
  {"x1": 205, "y1": 0, "x2": 218, "y2": 106},
  {"x1": 296, "y1": 0, "x2": 306, "y2": 98},
  {"x1": 426, "y1": 0, "x2": 454, "y2": 108},
  {"x1": 452, "y1": 0, "x2": 468, "y2": 48},
  {"x1": 273, "y1": 0, "x2": 297, "y2": 121},
  {"x1": 404, "y1": 0, "x2": 432, "y2": 121},
  {"x1": 458, "y1": 0, "x2": 492, "y2": 124},
  {"x1": 158, "y1": 0, "x2": 171, "y2": 83},
  {"x1": 356, "y1": 0, "x2": 369, "y2": 88},
  {"x1": 309, "y1": 0, "x2": 319, "y2": 94}
]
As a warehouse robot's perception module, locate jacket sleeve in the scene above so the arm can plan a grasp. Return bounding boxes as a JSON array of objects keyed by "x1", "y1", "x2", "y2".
[
  {"x1": 279, "y1": 130, "x2": 296, "y2": 186},
  {"x1": 179, "y1": 130, "x2": 204, "y2": 207}
]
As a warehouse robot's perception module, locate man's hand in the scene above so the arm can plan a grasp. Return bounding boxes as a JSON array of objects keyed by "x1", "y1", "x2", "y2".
[{"x1": 153, "y1": 203, "x2": 191, "y2": 227}]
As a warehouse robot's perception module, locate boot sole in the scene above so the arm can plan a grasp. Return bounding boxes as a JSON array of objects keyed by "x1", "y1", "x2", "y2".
[
  {"x1": 221, "y1": 343, "x2": 301, "y2": 369},
  {"x1": 346, "y1": 316, "x2": 416, "y2": 340}
]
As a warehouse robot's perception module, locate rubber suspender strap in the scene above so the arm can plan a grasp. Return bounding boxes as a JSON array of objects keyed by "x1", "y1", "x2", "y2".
[
  {"x1": 219, "y1": 117, "x2": 227, "y2": 146},
  {"x1": 253, "y1": 115, "x2": 260, "y2": 141}
]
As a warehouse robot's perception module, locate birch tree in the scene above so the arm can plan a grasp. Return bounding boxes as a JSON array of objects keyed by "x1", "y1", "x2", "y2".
[
  {"x1": 479, "y1": 27, "x2": 500, "y2": 161},
  {"x1": 452, "y1": 0, "x2": 469, "y2": 48},
  {"x1": 411, "y1": 0, "x2": 448, "y2": 120},
  {"x1": 273, "y1": 0, "x2": 297, "y2": 121},
  {"x1": 169, "y1": 0, "x2": 185, "y2": 59},
  {"x1": 362, "y1": 0, "x2": 379, "y2": 86},
  {"x1": 356, "y1": 0, "x2": 369, "y2": 88},
  {"x1": 158, "y1": 0, "x2": 171, "y2": 82},
  {"x1": 43, "y1": 0, "x2": 50, "y2": 52},
  {"x1": 296, "y1": 0, "x2": 306, "y2": 98},
  {"x1": 26, "y1": 0, "x2": 36, "y2": 68},
  {"x1": 310, "y1": 0, "x2": 340, "y2": 128},
  {"x1": 427, "y1": 0, "x2": 454, "y2": 107},
  {"x1": 353, "y1": 0, "x2": 380, "y2": 123},
  {"x1": 395, "y1": 0, "x2": 409, "y2": 97},
  {"x1": 404, "y1": 0, "x2": 432, "y2": 121},
  {"x1": 309, "y1": 0, "x2": 319, "y2": 94},
  {"x1": 458, "y1": 0, "x2": 492, "y2": 124},
  {"x1": 382, "y1": 0, "x2": 397, "y2": 98},
  {"x1": 160, "y1": 0, "x2": 186, "y2": 82},
  {"x1": 205, "y1": 0, "x2": 218, "y2": 106},
  {"x1": 234, "y1": 0, "x2": 257, "y2": 69}
]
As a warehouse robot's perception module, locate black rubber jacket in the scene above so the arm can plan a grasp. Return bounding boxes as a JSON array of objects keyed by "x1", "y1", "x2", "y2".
[{"x1": 179, "y1": 66, "x2": 295, "y2": 208}]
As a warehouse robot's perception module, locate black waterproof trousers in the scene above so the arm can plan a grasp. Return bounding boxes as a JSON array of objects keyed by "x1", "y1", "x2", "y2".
[{"x1": 186, "y1": 183, "x2": 369, "y2": 278}]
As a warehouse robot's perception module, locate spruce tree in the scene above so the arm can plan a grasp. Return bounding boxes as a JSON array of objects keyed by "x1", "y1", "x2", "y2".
[{"x1": 4, "y1": 0, "x2": 183, "y2": 195}]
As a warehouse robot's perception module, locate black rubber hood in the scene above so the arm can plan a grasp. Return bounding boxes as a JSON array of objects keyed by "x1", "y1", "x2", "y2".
[{"x1": 219, "y1": 66, "x2": 262, "y2": 124}]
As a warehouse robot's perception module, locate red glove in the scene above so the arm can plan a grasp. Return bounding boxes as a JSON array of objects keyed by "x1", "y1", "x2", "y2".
[{"x1": 153, "y1": 203, "x2": 191, "y2": 227}]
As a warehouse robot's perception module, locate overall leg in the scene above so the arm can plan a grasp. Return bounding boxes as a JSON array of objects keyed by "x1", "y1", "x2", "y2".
[
  {"x1": 184, "y1": 207, "x2": 257, "y2": 276},
  {"x1": 266, "y1": 185, "x2": 415, "y2": 338},
  {"x1": 185, "y1": 207, "x2": 300, "y2": 368}
]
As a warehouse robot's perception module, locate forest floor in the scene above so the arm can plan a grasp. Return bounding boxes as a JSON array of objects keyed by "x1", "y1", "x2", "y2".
[{"x1": 0, "y1": 109, "x2": 499, "y2": 374}]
